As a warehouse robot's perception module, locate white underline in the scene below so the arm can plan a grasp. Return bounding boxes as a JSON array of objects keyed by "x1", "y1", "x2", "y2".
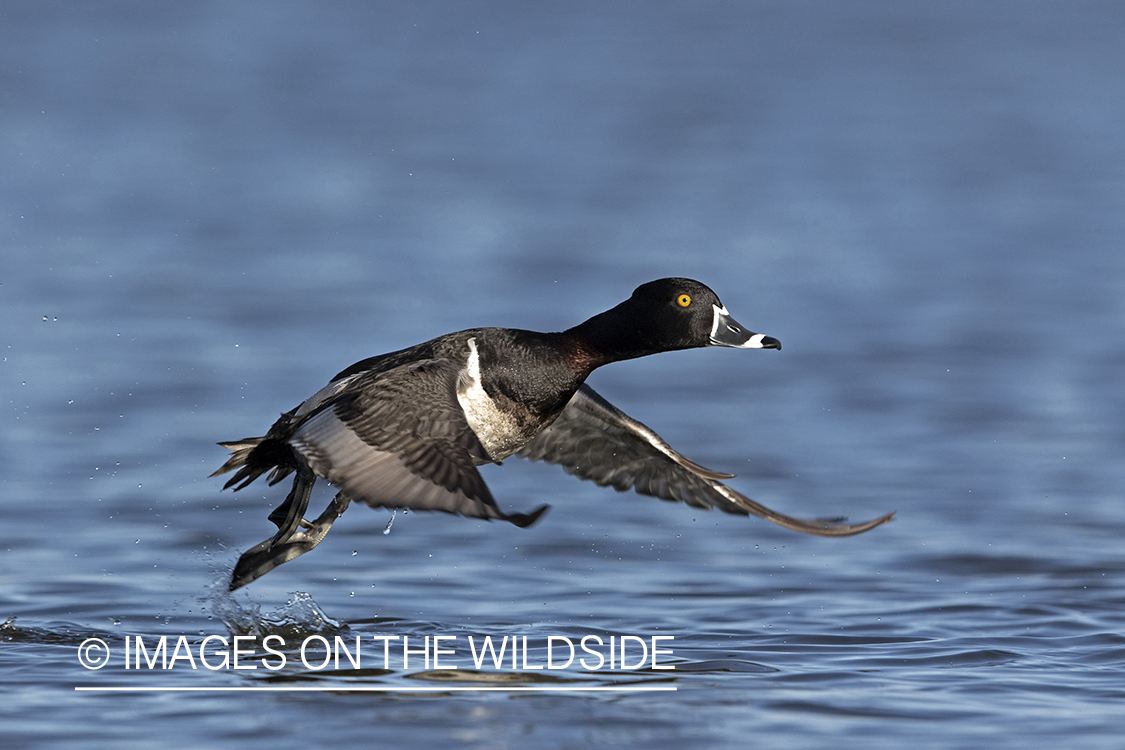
[{"x1": 75, "y1": 685, "x2": 676, "y2": 693}]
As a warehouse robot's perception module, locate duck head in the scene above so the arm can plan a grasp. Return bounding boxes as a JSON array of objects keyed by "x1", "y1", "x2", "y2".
[{"x1": 568, "y1": 278, "x2": 781, "y2": 365}]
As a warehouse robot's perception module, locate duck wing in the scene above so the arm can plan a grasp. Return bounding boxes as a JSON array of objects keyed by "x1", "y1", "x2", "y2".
[
  {"x1": 516, "y1": 385, "x2": 894, "y2": 537},
  {"x1": 290, "y1": 359, "x2": 546, "y2": 528}
]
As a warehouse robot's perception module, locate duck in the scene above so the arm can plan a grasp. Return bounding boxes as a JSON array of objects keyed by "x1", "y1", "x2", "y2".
[{"x1": 213, "y1": 278, "x2": 894, "y2": 590}]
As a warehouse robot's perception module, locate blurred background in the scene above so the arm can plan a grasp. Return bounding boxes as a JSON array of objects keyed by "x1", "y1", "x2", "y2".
[{"x1": 3, "y1": 2, "x2": 1124, "y2": 748}]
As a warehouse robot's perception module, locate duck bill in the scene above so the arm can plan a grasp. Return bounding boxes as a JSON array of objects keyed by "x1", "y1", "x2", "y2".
[{"x1": 709, "y1": 305, "x2": 781, "y2": 350}]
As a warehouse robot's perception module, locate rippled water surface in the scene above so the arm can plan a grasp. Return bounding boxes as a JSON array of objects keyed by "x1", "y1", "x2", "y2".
[{"x1": 4, "y1": 2, "x2": 1125, "y2": 748}]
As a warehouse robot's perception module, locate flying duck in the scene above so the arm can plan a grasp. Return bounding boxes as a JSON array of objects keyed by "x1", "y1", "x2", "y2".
[{"x1": 213, "y1": 278, "x2": 894, "y2": 589}]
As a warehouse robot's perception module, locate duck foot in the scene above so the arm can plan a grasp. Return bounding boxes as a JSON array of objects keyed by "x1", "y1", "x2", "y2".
[{"x1": 229, "y1": 493, "x2": 351, "y2": 591}]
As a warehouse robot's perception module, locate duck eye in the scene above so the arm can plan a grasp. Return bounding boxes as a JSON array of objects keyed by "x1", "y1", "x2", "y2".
[{"x1": 677, "y1": 294, "x2": 692, "y2": 308}]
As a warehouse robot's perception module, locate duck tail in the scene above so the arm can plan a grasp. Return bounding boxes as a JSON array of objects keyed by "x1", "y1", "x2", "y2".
[{"x1": 211, "y1": 435, "x2": 297, "y2": 491}]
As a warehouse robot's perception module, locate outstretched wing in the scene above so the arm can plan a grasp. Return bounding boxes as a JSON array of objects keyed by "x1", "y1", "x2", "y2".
[
  {"x1": 290, "y1": 359, "x2": 546, "y2": 528},
  {"x1": 516, "y1": 385, "x2": 894, "y2": 536}
]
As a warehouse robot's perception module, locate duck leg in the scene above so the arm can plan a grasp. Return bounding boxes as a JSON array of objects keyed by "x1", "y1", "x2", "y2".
[
  {"x1": 229, "y1": 492, "x2": 352, "y2": 591},
  {"x1": 266, "y1": 459, "x2": 315, "y2": 547}
]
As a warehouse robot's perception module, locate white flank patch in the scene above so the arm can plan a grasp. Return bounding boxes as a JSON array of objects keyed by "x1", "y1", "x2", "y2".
[{"x1": 456, "y1": 337, "x2": 522, "y2": 462}]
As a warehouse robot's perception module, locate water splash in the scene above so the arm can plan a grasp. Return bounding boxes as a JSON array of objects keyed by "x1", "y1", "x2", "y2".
[{"x1": 210, "y1": 590, "x2": 345, "y2": 640}]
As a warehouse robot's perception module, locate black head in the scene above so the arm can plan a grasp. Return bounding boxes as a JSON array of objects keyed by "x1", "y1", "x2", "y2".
[{"x1": 569, "y1": 278, "x2": 780, "y2": 365}]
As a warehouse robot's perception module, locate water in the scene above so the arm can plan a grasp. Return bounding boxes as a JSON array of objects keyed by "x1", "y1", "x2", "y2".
[{"x1": 4, "y1": 2, "x2": 1124, "y2": 748}]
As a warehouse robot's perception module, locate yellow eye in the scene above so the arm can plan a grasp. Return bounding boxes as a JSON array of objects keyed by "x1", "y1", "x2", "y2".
[{"x1": 677, "y1": 294, "x2": 692, "y2": 308}]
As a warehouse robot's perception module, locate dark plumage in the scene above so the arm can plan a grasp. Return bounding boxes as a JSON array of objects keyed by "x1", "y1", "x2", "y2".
[{"x1": 214, "y1": 278, "x2": 894, "y2": 590}]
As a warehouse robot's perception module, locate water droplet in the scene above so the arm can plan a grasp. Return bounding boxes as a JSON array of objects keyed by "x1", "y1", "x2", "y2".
[
  {"x1": 352, "y1": 550, "x2": 358, "y2": 556},
  {"x1": 383, "y1": 509, "x2": 397, "y2": 535}
]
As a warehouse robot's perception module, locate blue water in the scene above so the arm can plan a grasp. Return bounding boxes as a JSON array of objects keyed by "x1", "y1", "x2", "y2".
[{"x1": 4, "y1": 2, "x2": 1125, "y2": 748}]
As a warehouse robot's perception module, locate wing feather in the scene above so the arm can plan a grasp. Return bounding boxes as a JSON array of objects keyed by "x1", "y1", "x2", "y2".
[
  {"x1": 290, "y1": 360, "x2": 546, "y2": 528},
  {"x1": 517, "y1": 385, "x2": 894, "y2": 536}
]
